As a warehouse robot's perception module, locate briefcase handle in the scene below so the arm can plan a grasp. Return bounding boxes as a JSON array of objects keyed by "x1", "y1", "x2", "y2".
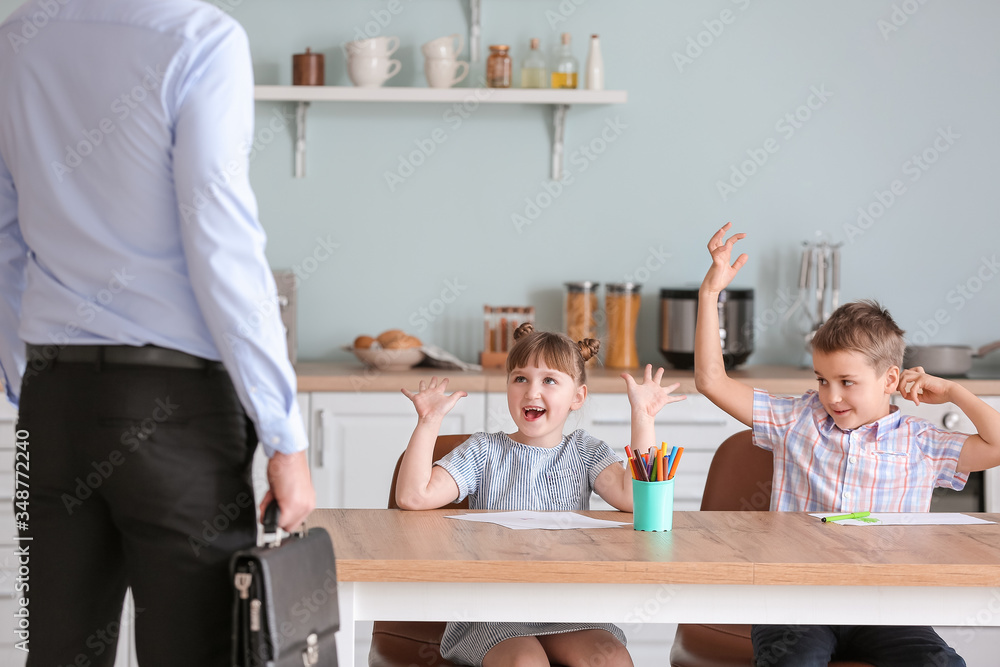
[
  {"x1": 261, "y1": 501, "x2": 306, "y2": 548},
  {"x1": 262, "y1": 501, "x2": 281, "y2": 536}
]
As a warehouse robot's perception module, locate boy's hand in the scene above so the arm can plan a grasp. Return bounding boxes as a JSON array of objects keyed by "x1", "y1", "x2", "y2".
[
  {"x1": 401, "y1": 377, "x2": 468, "y2": 420},
  {"x1": 702, "y1": 222, "x2": 748, "y2": 295},
  {"x1": 897, "y1": 366, "x2": 954, "y2": 406},
  {"x1": 622, "y1": 364, "x2": 687, "y2": 420}
]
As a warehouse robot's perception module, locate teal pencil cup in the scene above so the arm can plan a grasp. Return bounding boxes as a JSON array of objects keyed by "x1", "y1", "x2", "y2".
[{"x1": 632, "y1": 478, "x2": 674, "y2": 532}]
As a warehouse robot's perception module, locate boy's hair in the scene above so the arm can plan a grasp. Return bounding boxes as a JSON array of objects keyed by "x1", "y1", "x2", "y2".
[
  {"x1": 506, "y1": 323, "x2": 599, "y2": 385},
  {"x1": 811, "y1": 299, "x2": 905, "y2": 374}
]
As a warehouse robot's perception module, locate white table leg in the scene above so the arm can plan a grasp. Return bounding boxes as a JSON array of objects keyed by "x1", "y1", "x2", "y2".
[{"x1": 336, "y1": 582, "x2": 355, "y2": 667}]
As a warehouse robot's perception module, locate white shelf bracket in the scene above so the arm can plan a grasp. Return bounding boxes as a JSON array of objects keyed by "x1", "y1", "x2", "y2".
[
  {"x1": 551, "y1": 103, "x2": 569, "y2": 181},
  {"x1": 469, "y1": 0, "x2": 482, "y2": 62},
  {"x1": 294, "y1": 100, "x2": 310, "y2": 179}
]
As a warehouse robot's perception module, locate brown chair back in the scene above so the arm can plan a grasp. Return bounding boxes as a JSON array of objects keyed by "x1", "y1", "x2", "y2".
[
  {"x1": 671, "y1": 430, "x2": 872, "y2": 667},
  {"x1": 699, "y1": 430, "x2": 772, "y2": 511},
  {"x1": 386, "y1": 434, "x2": 471, "y2": 511},
  {"x1": 369, "y1": 434, "x2": 470, "y2": 667}
]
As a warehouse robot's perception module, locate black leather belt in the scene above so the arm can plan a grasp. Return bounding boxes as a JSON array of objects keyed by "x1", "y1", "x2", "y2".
[{"x1": 27, "y1": 344, "x2": 221, "y2": 370}]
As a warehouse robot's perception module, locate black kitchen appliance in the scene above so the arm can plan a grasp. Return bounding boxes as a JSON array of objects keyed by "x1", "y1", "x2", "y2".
[{"x1": 659, "y1": 287, "x2": 754, "y2": 370}]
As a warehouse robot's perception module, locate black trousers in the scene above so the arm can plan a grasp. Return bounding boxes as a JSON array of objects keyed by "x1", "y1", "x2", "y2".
[
  {"x1": 16, "y1": 356, "x2": 257, "y2": 666},
  {"x1": 751, "y1": 624, "x2": 966, "y2": 667}
]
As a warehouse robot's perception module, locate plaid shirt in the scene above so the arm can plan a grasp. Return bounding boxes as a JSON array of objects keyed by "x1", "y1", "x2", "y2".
[{"x1": 752, "y1": 389, "x2": 969, "y2": 512}]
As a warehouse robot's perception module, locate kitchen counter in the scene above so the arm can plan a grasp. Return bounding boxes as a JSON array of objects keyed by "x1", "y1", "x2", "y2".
[{"x1": 294, "y1": 362, "x2": 1000, "y2": 395}]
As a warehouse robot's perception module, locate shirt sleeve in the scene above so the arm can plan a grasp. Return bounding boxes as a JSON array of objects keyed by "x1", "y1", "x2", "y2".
[
  {"x1": 0, "y1": 148, "x2": 26, "y2": 407},
  {"x1": 435, "y1": 434, "x2": 484, "y2": 502},
  {"x1": 575, "y1": 430, "x2": 623, "y2": 487},
  {"x1": 916, "y1": 422, "x2": 970, "y2": 491},
  {"x1": 170, "y1": 21, "x2": 306, "y2": 457},
  {"x1": 752, "y1": 388, "x2": 803, "y2": 452}
]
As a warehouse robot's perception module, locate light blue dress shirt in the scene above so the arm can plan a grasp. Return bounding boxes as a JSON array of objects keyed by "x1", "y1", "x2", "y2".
[{"x1": 0, "y1": 0, "x2": 307, "y2": 456}]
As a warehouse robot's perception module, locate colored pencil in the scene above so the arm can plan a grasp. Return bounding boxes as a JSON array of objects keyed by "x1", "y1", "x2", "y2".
[
  {"x1": 667, "y1": 447, "x2": 684, "y2": 480},
  {"x1": 624, "y1": 446, "x2": 638, "y2": 480}
]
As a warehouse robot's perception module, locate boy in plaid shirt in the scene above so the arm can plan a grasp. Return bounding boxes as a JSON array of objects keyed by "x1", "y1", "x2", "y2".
[{"x1": 693, "y1": 223, "x2": 1000, "y2": 667}]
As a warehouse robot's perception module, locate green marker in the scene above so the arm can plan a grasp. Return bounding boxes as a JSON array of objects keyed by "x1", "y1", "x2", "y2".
[{"x1": 821, "y1": 511, "x2": 871, "y2": 523}]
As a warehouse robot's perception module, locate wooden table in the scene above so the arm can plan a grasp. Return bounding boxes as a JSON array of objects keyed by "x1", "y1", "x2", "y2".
[{"x1": 307, "y1": 509, "x2": 1000, "y2": 666}]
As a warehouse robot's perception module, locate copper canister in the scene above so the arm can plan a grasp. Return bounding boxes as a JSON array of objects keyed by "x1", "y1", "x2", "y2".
[{"x1": 293, "y1": 47, "x2": 324, "y2": 86}]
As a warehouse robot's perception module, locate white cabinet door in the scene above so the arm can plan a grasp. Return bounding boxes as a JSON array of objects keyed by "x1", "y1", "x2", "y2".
[
  {"x1": 310, "y1": 392, "x2": 485, "y2": 509},
  {"x1": 484, "y1": 392, "x2": 747, "y2": 511}
]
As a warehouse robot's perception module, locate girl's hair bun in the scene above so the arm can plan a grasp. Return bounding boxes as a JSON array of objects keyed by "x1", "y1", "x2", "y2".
[
  {"x1": 513, "y1": 322, "x2": 535, "y2": 340},
  {"x1": 577, "y1": 338, "x2": 600, "y2": 362}
]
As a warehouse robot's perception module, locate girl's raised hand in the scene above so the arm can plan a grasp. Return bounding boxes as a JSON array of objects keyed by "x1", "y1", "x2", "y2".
[
  {"x1": 401, "y1": 376, "x2": 468, "y2": 420},
  {"x1": 703, "y1": 222, "x2": 748, "y2": 295},
  {"x1": 621, "y1": 364, "x2": 687, "y2": 418}
]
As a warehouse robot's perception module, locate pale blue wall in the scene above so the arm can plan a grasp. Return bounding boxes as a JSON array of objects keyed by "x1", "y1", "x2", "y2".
[{"x1": 6, "y1": 0, "x2": 1000, "y2": 371}]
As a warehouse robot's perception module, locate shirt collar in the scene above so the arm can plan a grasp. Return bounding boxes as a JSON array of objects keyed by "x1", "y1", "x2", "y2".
[{"x1": 809, "y1": 391, "x2": 901, "y2": 437}]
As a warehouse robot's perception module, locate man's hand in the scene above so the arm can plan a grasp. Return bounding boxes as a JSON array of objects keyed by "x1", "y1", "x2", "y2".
[{"x1": 259, "y1": 450, "x2": 315, "y2": 532}]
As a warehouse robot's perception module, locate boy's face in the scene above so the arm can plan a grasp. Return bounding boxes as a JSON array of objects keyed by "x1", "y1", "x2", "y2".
[{"x1": 812, "y1": 349, "x2": 899, "y2": 430}]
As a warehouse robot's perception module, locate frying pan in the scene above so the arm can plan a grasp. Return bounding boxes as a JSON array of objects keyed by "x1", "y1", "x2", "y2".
[{"x1": 903, "y1": 340, "x2": 1000, "y2": 376}]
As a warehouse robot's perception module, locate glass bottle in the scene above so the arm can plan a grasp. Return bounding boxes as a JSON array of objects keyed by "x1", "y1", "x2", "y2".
[
  {"x1": 605, "y1": 283, "x2": 641, "y2": 369},
  {"x1": 585, "y1": 34, "x2": 603, "y2": 90},
  {"x1": 550, "y1": 33, "x2": 578, "y2": 89},
  {"x1": 564, "y1": 282, "x2": 600, "y2": 364},
  {"x1": 521, "y1": 38, "x2": 546, "y2": 88},
  {"x1": 486, "y1": 45, "x2": 512, "y2": 88}
]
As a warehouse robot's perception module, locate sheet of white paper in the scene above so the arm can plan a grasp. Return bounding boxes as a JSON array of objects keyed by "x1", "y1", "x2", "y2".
[
  {"x1": 809, "y1": 512, "x2": 995, "y2": 526},
  {"x1": 445, "y1": 510, "x2": 631, "y2": 530}
]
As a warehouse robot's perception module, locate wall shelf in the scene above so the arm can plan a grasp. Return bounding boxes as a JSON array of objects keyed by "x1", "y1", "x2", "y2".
[{"x1": 253, "y1": 85, "x2": 627, "y2": 179}]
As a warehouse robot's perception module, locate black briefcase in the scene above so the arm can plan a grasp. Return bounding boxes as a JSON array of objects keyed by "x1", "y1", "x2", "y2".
[{"x1": 231, "y1": 503, "x2": 339, "y2": 667}]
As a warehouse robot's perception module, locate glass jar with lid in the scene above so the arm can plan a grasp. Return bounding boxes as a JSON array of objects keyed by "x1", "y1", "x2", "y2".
[
  {"x1": 486, "y1": 45, "x2": 512, "y2": 88},
  {"x1": 564, "y1": 282, "x2": 600, "y2": 364},
  {"x1": 605, "y1": 282, "x2": 641, "y2": 369}
]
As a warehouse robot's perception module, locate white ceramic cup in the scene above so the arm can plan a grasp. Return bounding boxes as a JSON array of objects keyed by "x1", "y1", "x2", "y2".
[
  {"x1": 347, "y1": 56, "x2": 402, "y2": 87},
  {"x1": 421, "y1": 33, "x2": 465, "y2": 60},
  {"x1": 344, "y1": 35, "x2": 400, "y2": 58},
  {"x1": 424, "y1": 57, "x2": 469, "y2": 88}
]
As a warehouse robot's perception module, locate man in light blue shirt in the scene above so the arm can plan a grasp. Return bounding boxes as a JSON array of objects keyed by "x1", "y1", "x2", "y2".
[{"x1": 0, "y1": 0, "x2": 315, "y2": 663}]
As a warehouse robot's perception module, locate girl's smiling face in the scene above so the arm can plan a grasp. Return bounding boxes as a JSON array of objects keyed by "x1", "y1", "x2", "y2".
[{"x1": 507, "y1": 360, "x2": 587, "y2": 448}]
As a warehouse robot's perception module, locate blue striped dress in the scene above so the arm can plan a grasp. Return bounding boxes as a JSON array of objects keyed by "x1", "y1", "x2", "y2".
[{"x1": 434, "y1": 430, "x2": 628, "y2": 665}]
